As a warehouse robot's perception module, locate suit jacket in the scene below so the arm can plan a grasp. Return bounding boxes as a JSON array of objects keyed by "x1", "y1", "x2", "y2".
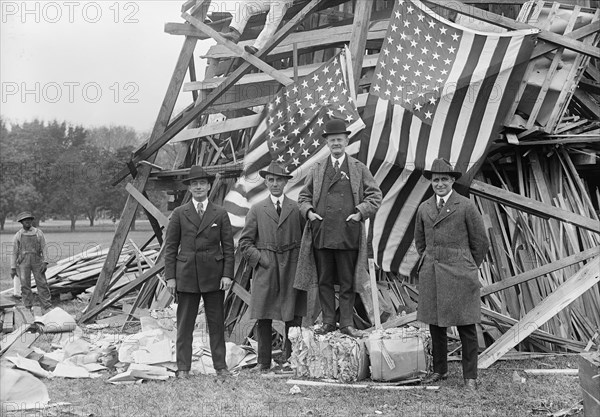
[
  {"x1": 414, "y1": 191, "x2": 489, "y2": 327},
  {"x1": 294, "y1": 154, "x2": 382, "y2": 292},
  {"x1": 238, "y1": 195, "x2": 307, "y2": 321},
  {"x1": 164, "y1": 200, "x2": 234, "y2": 293}
]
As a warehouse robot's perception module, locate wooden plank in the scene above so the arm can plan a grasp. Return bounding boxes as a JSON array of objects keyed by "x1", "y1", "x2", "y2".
[
  {"x1": 87, "y1": 36, "x2": 199, "y2": 314},
  {"x1": 481, "y1": 246, "x2": 599, "y2": 296},
  {"x1": 0, "y1": 324, "x2": 32, "y2": 356},
  {"x1": 182, "y1": 12, "x2": 294, "y2": 86},
  {"x1": 2, "y1": 309, "x2": 14, "y2": 333},
  {"x1": 478, "y1": 257, "x2": 600, "y2": 368},
  {"x1": 348, "y1": 0, "x2": 373, "y2": 91},
  {"x1": 110, "y1": 0, "x2": 325, "y2": 186},
  {"x1": 470, "y1": 179, "x2": 600, "y2": 234},
  {"x1": 428, "y1": 0, "x2": 600, "y2": 58},
  {"x1": 125, "y1": 183, "x2": 169, "y2": 227},
  {"x1": 368, "y1": 259, "x2": 382, "y2": 329}
]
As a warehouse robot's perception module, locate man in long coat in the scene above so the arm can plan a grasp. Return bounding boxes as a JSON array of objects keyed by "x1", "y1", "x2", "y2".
[
  {"x1": 239, "y1": 161, "x2": 307, "y2": 371},
  {"x1": 415, "y1": 158, "x2": 489, "y2": 390},
  {"x1": 295, "y1": 119, "x2": 382, "y2": 338},
  {"x1": 165, "y1": 166, "x2": 235, "y2": 378}
]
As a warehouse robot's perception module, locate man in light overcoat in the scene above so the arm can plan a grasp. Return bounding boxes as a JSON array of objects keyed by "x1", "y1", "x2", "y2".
[
  {"x1": 415, "y1": 158, "x2": 489, "y2": 390},
  {"x1": 239, "y1": 161, "x2": 307, "y2": 371},
  {"x1": 165, "y1": 166, "x2": 235, "y2": 378},
  {"x1": 295, "y1": 118, "x2": 382, "y2": 338}
]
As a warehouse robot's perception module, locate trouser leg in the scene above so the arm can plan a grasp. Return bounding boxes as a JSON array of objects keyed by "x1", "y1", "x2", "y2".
[
  {"x1": 458, "y1": 324, "x2": 478, "y2": 379},
  {"x1": 256, "y1": 319, "x2": 273, "y2": 366},
  {"x1": 32, "y1": 263, "x2": 52, "y2": 310},
  {"x1": 19, "y1": 263, "x2": 34, "y2": 308},
  {"x1": 283, "y1": 316, "x2": 302, "y2": 361},
  {"x1": 334, "y1": 250, "x2": 357, "y2": 328},
  {"x1": 314, "y1": 249, "x2": 336, "y2": 326},
  {"x1": 429, "y1": 324, "x2": 448, "y2": 375},
  {"x1": 203, "y1": 290, "x2": 227, "y2": 370},
  {"x1": 176, "y1": 292, "x2": 201, "y2": 371}
]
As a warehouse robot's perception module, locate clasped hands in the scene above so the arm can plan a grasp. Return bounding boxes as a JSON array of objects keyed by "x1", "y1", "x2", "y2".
[{"x1": 166, "y1": 277, "x2": 233, "y2": 297}]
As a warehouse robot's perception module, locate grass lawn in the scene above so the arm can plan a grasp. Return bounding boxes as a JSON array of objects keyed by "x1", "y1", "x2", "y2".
[{"x1": 0, "y1": 221, "x2": 587, "y2": 416}]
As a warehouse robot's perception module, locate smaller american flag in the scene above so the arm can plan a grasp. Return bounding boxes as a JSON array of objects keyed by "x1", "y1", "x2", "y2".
[
  {"x1": 223, "y1": 50, "x2": 364, "y2": 232},
  {"x1": 265, "y1": 53, "x2": 362, "y2": 173}
]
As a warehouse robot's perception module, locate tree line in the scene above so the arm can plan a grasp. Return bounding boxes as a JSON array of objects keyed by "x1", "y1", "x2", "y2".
[{"x1": 0, "y1": 118, "x2": 157, "y2": 231}]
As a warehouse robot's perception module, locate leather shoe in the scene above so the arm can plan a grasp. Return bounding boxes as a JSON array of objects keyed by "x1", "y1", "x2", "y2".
[
  {"x1": 421, "y1": 372, "x2": 448, "y2": 384},
  {"x1": 176, "y1": 370, "x2": 191, "y2": 378},
  {"x1": 244, "y1": 45, "x2": 258, "y2": 55},
  {"x1": 314, "y1": 323, "x2": 336, "y2": 335},
  {"x1": 339, "y1": 326, "x2": 362, "y2": 338},
  {"x1": 252, "y1": 363, "x2": 270, "y2": 373},
  {"x1": 464, "y1": 378, "x2": 478, "y2": 391},
  {"x1": 216, "y1": 368, "x2": 231, "y2": 377}
]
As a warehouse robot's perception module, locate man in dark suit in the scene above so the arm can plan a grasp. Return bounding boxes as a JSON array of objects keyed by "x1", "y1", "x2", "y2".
[
  {"x1": 297, "y1": 119, "x2": 382, "y2": 338},
  {"x1": 239, "y1": 161, "x2": 306, "y2": 371},
  {"x1": 165, "y1": 166, "x2": 235, "y2": 378},
  {"x1": 414, "y1": 158, "x2": 489, "y2": 390}
]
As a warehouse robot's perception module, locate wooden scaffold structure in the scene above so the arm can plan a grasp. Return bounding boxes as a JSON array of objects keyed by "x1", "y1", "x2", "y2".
[{"x1": 68, "y1": 0, "x2": 599, "y2": 369}]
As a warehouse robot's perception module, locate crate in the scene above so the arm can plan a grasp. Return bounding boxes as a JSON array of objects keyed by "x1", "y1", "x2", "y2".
[{"x1": 579, "y1": 352, "x2": 600, "y2": 417}]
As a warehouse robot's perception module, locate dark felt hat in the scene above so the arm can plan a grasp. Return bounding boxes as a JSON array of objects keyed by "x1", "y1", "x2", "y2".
[
  {"x1": 16, "y1": 211, "x2": 34, "y2": 223},
  {"x1": 182, "y1": 165, "x2": 215, "y2": 184},
  {"x1": 259, "y1": 161, "x2": 292, "y2": 179},
  {"x1": 423, "y1": 158, "x2": 462, "y2": 180},
  {"x1": 321, "y1": 118, "x2": 351, "y2": 138}
]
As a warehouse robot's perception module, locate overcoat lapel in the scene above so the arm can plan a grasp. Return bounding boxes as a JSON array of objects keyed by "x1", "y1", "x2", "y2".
[
  {"x1": 262, "y1": 198, "x2": 280, "y2": 225},
  {"x1": 183, "y1": 201, "x2": 201, "y2": 229},
  {"x1": 348, "y1": 156, "x2": 361, "y2": 205},
  {"x1": 433, "y1": 192, "x2": 459, "y2": 226},
  {"x1": 197, "y1": 201, "x2": 218, "y2": 235},
  {"x1": 278, "y1": 196, "x2": 293, "y2": 227},
  {"x1": 313, "y1": 160, "x2": 327, "y2": 204},
  {"x1": 424, "y1": 196, "x2": 438, "y2": 222}
]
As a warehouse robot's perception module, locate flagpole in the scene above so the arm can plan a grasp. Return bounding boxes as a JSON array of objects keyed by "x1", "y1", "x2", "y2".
[{"x1": 343, "y1": 45, "x2": 358, "y2": 104}]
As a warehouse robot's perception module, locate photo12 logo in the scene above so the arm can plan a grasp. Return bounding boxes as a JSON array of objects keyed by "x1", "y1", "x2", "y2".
[
  {"x1": 1, "y1": 1, "x2": 139, "y2": 24},
  {"x1": 2, "y1": 81, "x2": 139, "y2": 104}
]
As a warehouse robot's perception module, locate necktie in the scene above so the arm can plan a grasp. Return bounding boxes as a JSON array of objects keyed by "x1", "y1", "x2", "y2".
[
  {"x1": 334, "y1": 160, "x2": 340, "y2": 173},
  {"x1": 276, "y1": 200, "x2": 281, "y2": 216},
  {"x1": 197, "y1": 203, "x2": 204, "y2": 218},
  {"x1": 437, "y1": 199, "x2": 445, "y2": 213}
]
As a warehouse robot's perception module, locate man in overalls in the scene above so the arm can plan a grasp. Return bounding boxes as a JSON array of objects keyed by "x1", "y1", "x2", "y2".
[{"x1": 10, "y1": 212, "x2": 52, "y2": 312}]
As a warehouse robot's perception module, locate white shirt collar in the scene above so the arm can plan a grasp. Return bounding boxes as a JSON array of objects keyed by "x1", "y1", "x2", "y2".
[
  {"x1": 437, "y1": 189, "x2": 453, "y2": 205},
  {"x1": 331, "y1": 153, "x2": 346, "y2": 167},
  {"x1": 270, "y1": 194, "x2": 284, "y2": 206}
]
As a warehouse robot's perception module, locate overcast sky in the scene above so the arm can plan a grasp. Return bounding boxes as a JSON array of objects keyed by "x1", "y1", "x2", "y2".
[{"x1": 1, "y1": 1, "x2": 219, "y2": 132}]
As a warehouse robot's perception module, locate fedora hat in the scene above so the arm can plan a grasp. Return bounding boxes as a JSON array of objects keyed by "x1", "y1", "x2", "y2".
[
  {"x1": 423, "y1": 158, "x2": 462, "y2": 180},
  {"x1": 259, "y1": 161, "x2": 292, "y2": 179},
  {"x1": 16, "y1": 211, "x2": 34, "y2": 223},
  {"x1": 321, "y1": 118, "x2": 351, "y2": 138},
  {"x1": 182, "y1": 165, "x2": 215, "y2": 184}
]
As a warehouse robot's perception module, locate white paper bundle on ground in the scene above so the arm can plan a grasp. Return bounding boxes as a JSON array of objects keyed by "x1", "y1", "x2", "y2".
[
  {"x1": 1, "y1": 368, "x2": 49, "y2": 412},
  {"x1": 35, "y1": 307, "x2": 77, "y2": 333},
  {"x1": 288, "y1": 327, "x2": 369, "y2": 383}
]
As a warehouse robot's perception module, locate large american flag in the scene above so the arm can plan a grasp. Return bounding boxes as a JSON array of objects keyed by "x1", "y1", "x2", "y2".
[
  {"x1": 224, "y1": 50, "x2": 364, "y2": 232},
  {"x1": 360, "y1": 0, "x2": 537, "y2": 273}
]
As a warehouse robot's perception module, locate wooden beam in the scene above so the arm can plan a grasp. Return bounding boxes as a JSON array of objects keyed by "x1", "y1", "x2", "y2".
[
  {"x1": 87, "y1": 37, "x2": 198, "y2": 313},
  {"x1": 469, "y1": 179, "x2": 600, "y2": 234},
  {"x1": 481, "y1": 246, "x2": 600, "y2": 297},
  {"x1": 110, "y1": 0, "x2": 324, "y2": 186},
  {"x1": 423, "y1": 0, "x2": 600, "y2": 59},
  {"x1": 478, "y1": 257, "x2": 600, "y2": 368},
  {"x1": 348, "y1": 0, "x2": 373, "y2": 91},
  {"x1": 182, "y1": 12, "x2": 294, "y2": 86},
  {"x1": 125, "y1": 183, "x2": 169, "y2": 228}
]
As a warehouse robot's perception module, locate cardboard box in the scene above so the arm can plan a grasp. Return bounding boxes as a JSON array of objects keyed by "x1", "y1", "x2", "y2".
[{"x1": 366, "y1": 328, "x2": 430, "y2": 382}]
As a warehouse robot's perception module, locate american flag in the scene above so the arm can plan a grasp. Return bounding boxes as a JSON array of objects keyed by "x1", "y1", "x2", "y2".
[
  {"x1": 360, "y1": 0, "x2": 537, "y2": 273},
  {"x1": 224, "y1": 50, "x2": 365, "y2": 232}
]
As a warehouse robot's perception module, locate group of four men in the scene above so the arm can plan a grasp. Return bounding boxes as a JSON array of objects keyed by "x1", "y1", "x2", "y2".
[{"x1": 163, "y1": 118, "x2": 489, "y2": 390}]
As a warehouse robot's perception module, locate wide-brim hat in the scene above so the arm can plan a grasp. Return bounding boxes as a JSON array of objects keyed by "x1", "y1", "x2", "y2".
[
  {"x1": 16, "y1": 211, "x2": 34, "y2": 223},
  {"x1": 321, "y1": 118, "x2": 351, "y2": 138},
  {"x1": 423, "y1": 158, "x2": 462, "y2": 180},
  {"x1": 182, "y1": 165, "x2": 215, "y2": 184},
  {"x1": 259, "y1": 161, "x2": 292, "y2": 179}
]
